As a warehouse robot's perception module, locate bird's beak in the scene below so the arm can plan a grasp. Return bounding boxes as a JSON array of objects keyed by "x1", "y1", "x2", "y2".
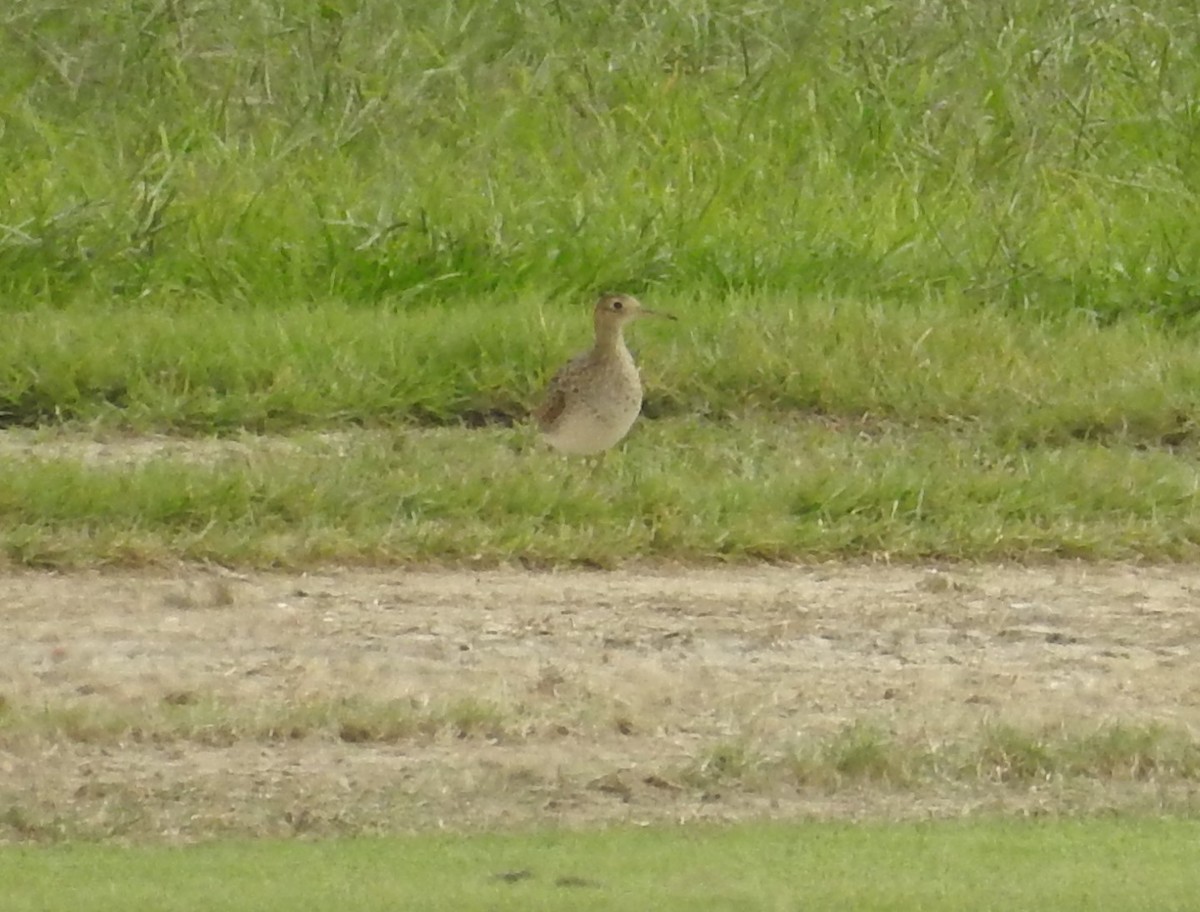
[{"x1": 641, "y1": 308, "x2": 677, "y2": 321}]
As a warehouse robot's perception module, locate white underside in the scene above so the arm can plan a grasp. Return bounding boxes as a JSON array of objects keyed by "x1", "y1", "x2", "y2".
[{"x1": 543, "y1": 405, "x2": 641, "y2": 455}]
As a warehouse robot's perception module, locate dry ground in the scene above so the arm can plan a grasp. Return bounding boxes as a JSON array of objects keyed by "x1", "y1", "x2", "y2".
[{"x1": 2, "y1": 563, "x2": 1199, "y2": 843}]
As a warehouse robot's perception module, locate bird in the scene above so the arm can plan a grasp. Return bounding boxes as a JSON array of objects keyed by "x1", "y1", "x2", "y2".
[{"x1": 533, "y1": 293, "x2": 675, "y2": 456}]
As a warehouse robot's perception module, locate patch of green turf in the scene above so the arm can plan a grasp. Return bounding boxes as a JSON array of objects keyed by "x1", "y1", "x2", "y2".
[
  {"x1": 3, "y1": 416, "x2": 1200, "y2": 566},
  {"x1": 1, "y1": 819, "x2": 1197, "y2": 911}
]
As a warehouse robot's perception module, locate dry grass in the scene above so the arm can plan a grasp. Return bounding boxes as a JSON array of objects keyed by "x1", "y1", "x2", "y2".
[
  {"x1": 3, "y1": 564, "x2": 1200, "y2": 842},
  {"x1": 0, "y1": 695, "x2": 512, "y2": 748}
]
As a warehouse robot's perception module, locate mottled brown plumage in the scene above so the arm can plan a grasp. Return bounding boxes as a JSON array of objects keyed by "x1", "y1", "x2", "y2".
[{"x1": 535, "y1": 294, "x2": 674, "y2": 455}]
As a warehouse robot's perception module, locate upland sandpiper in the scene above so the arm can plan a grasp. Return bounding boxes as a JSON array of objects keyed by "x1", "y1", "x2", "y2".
[{"x1": 534, "y1": 293, "x2": 675, "y2": 455}]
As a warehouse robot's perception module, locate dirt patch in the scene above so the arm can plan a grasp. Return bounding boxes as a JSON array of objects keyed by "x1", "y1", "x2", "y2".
[
  {"x1": 0, "y1": 429, "x2": 377, "y2": 466},
  {"x1": 2, "y1": 563, "x2": 1199, "y2": 842}
]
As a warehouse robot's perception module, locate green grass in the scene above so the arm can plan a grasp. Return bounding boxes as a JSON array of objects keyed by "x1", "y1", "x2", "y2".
[
  {"x1": 5, "y1": 295, "x2": 1200, "y2": 436},
  {"x1": 2, "y1": 819, "x2": 1197, "y2": 911},
  {"x1": 4, "y1": 415, "x2": 1200, "y2": 566},
  {"x1": 5, "y1": 1, "x2": 1200, "y2": 566},
  {"x1": 3, "y1": 0, "x2": 1198, "y2": 317}
]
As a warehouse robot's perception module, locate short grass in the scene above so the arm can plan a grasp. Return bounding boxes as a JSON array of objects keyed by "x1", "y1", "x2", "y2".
[
  {"x1": 4, "y1": 414, "x2": 1200, "y2": 566},
  {"x1": 681, "y1": 721, "x2": 1200, "y2": 791},
  {"x1": 0, "y1": 694, "x2": 511, "y2": 748},
  {"x1": 2, "y1": 819, "x2": 1197, "y2": 911},
  {"x1": 5, "y1": 294, "x2": 1200, "y2": 436}
]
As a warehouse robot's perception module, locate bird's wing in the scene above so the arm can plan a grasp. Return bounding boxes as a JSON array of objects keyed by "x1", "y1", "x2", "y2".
[
  {"x1": 532, "y1": 353, "x2": 585, "y2": 430},
  {"x1": 533, "y1": 383, "x2": 567, "y2": 430}
]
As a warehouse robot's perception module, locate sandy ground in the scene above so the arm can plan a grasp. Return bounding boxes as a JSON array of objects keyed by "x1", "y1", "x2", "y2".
[{"x1": 2, "y1": 563, "x2": 1199, "y2": 842}]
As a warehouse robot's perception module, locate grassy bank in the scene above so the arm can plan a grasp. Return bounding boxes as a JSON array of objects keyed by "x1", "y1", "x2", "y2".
[
  {"x1": 3, "y1": 820, "x2": 1197, "y2": 911},
  {"x1": 4, "y1": 295, "x2": 1200, "y2": 437},
  {"x1": 3, "y1": 0, "x2": 1198, "y2": 316}
]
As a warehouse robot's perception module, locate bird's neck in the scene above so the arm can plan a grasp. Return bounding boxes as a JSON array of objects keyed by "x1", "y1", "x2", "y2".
[{"x1": 592, "y1": 319, "x2": 628, "y2": 356}]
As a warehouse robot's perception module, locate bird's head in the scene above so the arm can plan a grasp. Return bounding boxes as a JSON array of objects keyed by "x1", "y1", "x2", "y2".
[{"x1": 593, "y1": 293, "x2": 675, "y2": 330}]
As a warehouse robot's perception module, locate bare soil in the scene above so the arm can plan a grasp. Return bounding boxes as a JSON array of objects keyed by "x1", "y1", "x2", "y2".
[{"x1": 2, "y1": 563, "x2": 1199, "y2": 842}]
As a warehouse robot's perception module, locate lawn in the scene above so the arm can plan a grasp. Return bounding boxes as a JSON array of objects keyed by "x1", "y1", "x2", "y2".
[{"x1": 3, "y1": 819, "x2": 1198, "y2": 911}]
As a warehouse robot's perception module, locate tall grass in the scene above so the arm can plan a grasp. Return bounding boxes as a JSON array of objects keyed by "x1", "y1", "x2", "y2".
[{"x1": 3, "y1": 0, "x2": 1198, "y2": 317}]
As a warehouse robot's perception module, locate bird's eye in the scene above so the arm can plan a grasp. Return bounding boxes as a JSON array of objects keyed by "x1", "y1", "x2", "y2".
[{"x1": 611, "y1": 300, "x2": 623, "y2": 310}]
